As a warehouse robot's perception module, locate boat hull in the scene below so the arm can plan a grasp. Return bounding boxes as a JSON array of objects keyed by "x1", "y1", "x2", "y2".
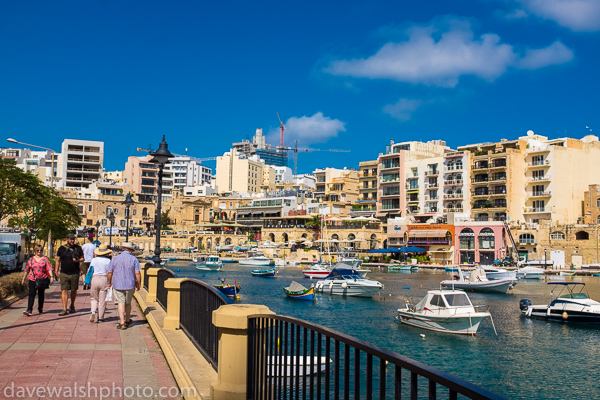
[
  {"x1": 251, "y1": 269, "x2": 276, "y2": 277},
  {"x1": 440, "y1": 278, "x2": 517, "y2": 293},
  {"x1": 192, "y1": 263, "x2": 222, "y2": 271},
  {"x1": 214, "y1": 284, "x2": 241, "y2": 298},
  {"x1": 239, "y1": 258, "x2": 272, "y2": 267},
  {"x1": 284, "y1": 287, "x2": 315, "y2": 301},
  {"x1": 396, "y1": 310, "x2": 490, "y2": 335},
  {"x1": 523, "y1": 305, "x2": 600, "y2": 323},
  {"x1": 314, "y1": 281, "x2": 382, "y2": 298}
]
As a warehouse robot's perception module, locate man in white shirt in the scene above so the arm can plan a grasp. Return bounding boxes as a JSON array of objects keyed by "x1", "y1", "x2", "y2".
[{"x1": 81, "y1": 236, "x2": 96, "y2": 278}]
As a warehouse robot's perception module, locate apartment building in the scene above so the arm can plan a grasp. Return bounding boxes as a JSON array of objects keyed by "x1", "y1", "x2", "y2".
[
  {"x1": 313, "y1": 167, "x2": 359, "y2": 216},
  {"x1": 442, "y1": 152, "x2": 471, "y2": 218},
  {"x1": 216, "y1": 149, "x2": 264, "y2": 194},
  {"x1": 57, "y1": 139, "x2": 104, "y2": 189},
  {"x1": 232, "y1": 128, "x2": 288, "y2": 167},
  {"x1": 458, "y1": 139, "x2": 527, "y2": 223},
  {"x1": 355, "y1": 160, "x2": 378, "y2": 216},
  {"x1": 123, "y1": 156, "x2": 158, "y2": 203},
  {"x1": 167, "y1": 156, "x2": 212, "y2": 190},
  {"x1": 404, "y1": 157, "x2": 444, "y2": 222}
]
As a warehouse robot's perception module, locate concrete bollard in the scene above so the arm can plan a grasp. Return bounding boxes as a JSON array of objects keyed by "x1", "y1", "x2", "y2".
[
  {"x1": 145, "y1": 268, "x2": 160, "y2": 302},
  {"x1": 210, "y1": 304, "x2": 274, "y2": 400},
  {"x1": 163, "y1": 278, "x2": 186, "y2": 330}
]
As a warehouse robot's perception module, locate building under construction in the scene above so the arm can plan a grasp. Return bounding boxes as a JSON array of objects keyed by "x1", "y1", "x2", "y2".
[{"x1": 232, "y1": 129, "x2": 288, "y2": 167}]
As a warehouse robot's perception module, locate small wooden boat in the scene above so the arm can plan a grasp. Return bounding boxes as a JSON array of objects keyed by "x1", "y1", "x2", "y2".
[
  {"x1": 251, "y1": 268, "x2": 276, "y2": 277},
  {"x1": 284, "y1": 281, "x2": 315, "y2": 301},
  {"x1": 559, "y1": 271, "x2": 576, "y2": 277},
  {"x1": 213, "y1": 280, "x2": 241, "y2": 299}
]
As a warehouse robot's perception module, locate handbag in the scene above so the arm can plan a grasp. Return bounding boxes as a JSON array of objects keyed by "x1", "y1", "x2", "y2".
[{"x1": 35, "y1": 277, "x2": 51, "y2": 290}]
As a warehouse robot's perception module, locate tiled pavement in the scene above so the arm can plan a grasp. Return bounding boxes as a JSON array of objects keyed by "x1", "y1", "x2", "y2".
[{"x1": 0, "y1": 283, "x2": 182, "y2": 400}]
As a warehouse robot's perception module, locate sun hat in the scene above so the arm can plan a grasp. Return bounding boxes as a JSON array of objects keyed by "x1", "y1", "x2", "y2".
[
  {"x1": 121, "y1": 242, "x2": 136, "y2": 251},
  {"x1": 94, "y1": 244, "x2": 113, "y2": 256}
]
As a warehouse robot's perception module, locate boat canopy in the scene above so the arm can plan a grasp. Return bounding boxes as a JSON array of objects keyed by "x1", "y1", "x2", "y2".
[
  {"x1": 286, "y1": 281, "x2": 308, "y2": 291},
  {"x1": 547, "y1": 282, "x2": 585, "y2": 286},
  {"x1": 324, "y1": 266, "x2": 363, "y2": 279}
]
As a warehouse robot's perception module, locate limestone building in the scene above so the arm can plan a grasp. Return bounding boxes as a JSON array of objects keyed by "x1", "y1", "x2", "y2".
[{"x1": 215, "y1": 149, "x2": 264, "y2": 194}]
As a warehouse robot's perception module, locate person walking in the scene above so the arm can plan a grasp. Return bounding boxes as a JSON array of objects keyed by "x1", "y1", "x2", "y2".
[
  {"x1": 81, "y1": 236, "x2": 96, "y2": 283},
  {"x1": 21, "y1": 245, "x2": 54, "y2": 316},
  {"x1": 107, "y1": 242, "x2": 141, "y2": 330},
  {"x1": 86, "y1": 244, "x2": 113, "y2": 323},
  {"x1": 55, "y1": 233, "x2": 84, "y2": 316}
]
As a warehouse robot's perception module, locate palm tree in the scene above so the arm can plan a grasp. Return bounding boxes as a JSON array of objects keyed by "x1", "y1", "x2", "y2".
[{"x1": 306, "y1": 215, "x2": 321, "y2": 230}]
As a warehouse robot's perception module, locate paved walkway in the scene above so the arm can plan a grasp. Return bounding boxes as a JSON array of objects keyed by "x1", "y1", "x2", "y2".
[{"x1": 0, "y1": 283, "x2": 182, "y2": 400}]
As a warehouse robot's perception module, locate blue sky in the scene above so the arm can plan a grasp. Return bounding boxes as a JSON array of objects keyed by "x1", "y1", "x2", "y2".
[{"x1": 1, "y1": 0, "x2": 599, "y2": 174}]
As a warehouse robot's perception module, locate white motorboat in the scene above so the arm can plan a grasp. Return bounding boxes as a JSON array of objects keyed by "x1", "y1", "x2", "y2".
[
  {"x1": 302, "y1": 263, "x2": 332, "y2": 279},
  {"x1": 559, "y1": 271, "x2": 576, "y2": 277},
  {"x1": 190, "y1": 255, "x2": 223, "y2": 271},
  {"x1": 516, "y1": 266, "x2": 545, "y2": 279},
  {"x1": 396, "y1": 289, "x2": 492, "y2": 335},
  {"x1": 314, "y1": 265, "x2": 383, "y2": 298},
  {"x1": 239, "y1": 252, "x2": 273, "y2": 267},
  {"x1": 478, "y1": 265, "x2": 517, "y2": 280},
  {"x1": 440, "y1": 268, "x2": 518, "y2": 294},
  {"x1": 520, "y1": 282, "x2": 600, "y2": 323}
]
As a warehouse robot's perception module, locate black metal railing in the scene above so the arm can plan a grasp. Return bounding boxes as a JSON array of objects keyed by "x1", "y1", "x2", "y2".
[
  {"x1": 180, "y1": 279, "x2": 230, "y2": 370},
  {"x1": 156, "y1": 268, "x2": 176, "y2": 311},
  {"x1": 142, "y1": 262, "x2": 153, "y2": 290},
  {"x1": 247, "y1": 315, "x2": 505, "y2": 400}
]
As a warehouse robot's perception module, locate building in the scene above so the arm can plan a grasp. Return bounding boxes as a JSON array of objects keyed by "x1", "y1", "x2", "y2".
[
  {"x1": 103, "y1": 170, "x2": 124, "y2": 182},
  {"x1": 2, "y1": 148, "x2": 58, "y2": 187},
  {"x1": 124, "y1": 156, "x2": 158, "y2": 203},
  {"x1": 232, "y1": 128, "x2": 288, "y2": 167},
  {"x1": 168, "y1": 156, "x2": 212, "y2": 190},
  {"x1": 183, "y1": 185, "x2": 217, "y2": 197},
  {"x1": 215, "y1": 149, "x2": 265, "y2": 194},
  {"x1": 313, "y1": 167, "x2": 359, "y2": 216},
  {"x1": 57, "y1": 139, "x2": 104, "y2": 189},
  {"x1": 442, "y1": 152, "x2": 471, "y2": 220},
  {"x1": 355, "y1": 160, "x2": 378, "y2": 216}
]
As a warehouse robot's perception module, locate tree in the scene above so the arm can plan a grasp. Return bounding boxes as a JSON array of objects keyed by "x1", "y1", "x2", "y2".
[
  {"x1": 306, "y1": 215, "x2": 321, "y2": 229},
  {"x1": 161, "y1": 209, "x2": 171, "y2": 229},
  {"x1": 0, "y1": 159, "x2": 45, "y2": 223}
]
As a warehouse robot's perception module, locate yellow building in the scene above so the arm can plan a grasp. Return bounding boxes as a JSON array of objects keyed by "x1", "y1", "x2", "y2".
[
  {"x1": 355, "y1": 160, "x2": 378, "y2": 215},
  {"x1": 313, "y1": 167, "x2": 359, "y2": 216},
  {"x1": 215, "y1": 149, "x2": 264, "y2": 194}
]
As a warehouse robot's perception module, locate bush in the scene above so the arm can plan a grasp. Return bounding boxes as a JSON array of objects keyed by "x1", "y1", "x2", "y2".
[{"x1": 0, "y1": 273, "x2": 27, "y2": 303}]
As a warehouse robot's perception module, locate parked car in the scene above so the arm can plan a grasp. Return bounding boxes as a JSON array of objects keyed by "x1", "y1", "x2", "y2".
[{"x1": 183, "y1": 230, "x2": 189, "y2": 235}]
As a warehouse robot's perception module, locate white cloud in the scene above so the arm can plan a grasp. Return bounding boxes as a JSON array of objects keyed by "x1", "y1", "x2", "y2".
[
  {"x1": 324, "y1": 18, "x2": 574, "y2": 87},
  {"x1": 267, "y1": 112, "x2": 346, "y2": 146},
  {"x1": 505, "y1": 9, "x2": 529, "y2": 19},
  {"x1": 517, "y1": 0, "x2": 600, "y2": 32},
  {"x1": 517, "y1": 41, "x2": 574, "y2": 69},
  {"x1": 383, "y1": 98, "x2": 423, "y2": 121}
]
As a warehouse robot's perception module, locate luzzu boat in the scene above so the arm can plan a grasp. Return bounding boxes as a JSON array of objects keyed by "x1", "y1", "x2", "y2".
[
  {"x1": 213, "y1": 280, "x2": 241, "y2": 299},
  {"x1": 396, "y1": 289, "x2": 492, "y2": 335},
  {"x1": 251, "y1": 268, "x2": 276, "y2": 277},
  {"x1": 314, "y1": 265, "x2": 383, "y2": 298},
  {"x1": 283, "y1": 281, "x2": 315, "y2": 301},
  {"x1": 520, "y1": 282, "x2": 600, "y2": 323}
]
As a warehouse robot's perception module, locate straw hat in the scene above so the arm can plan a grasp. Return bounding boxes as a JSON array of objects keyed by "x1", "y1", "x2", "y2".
[
  {"x1": 120, "y1": 242, "x2": 136, "y2": 251},
  {"x1": 94, "y1": 244, "x2": 113, "y2": 256}
]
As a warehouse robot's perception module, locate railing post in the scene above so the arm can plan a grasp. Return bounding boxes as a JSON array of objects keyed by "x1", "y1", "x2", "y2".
[
  {"x1": 163, "y1": 278, "x2": 186, "y2": 330},
  {"x1": 210, "y1": 304, "x2": 274, "y2": 400},
  {"x1": 145, "y1": 268, "x2": 160, "y2": 302}
]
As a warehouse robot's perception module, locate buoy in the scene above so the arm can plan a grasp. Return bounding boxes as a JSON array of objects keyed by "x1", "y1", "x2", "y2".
[
  {"x1": 177, "y1": 268, "x2": 180, "y2": 272},
  {"x1": 562, "y1": 312, "x2": 568, "y2": 319},
  {"x1": 403, "y1": 287, "x2": 410, "y2": 290},
  {"x1": 203, "y1": 274, "x2": 205, "y2": 277},
  {"x1": 420, "y1": 334, "x2": 425, "y2": 338},
  {"x1": 341, "y1": 282, "x2": 348, "y2": 289},
  {"x1": 420, "y1": 285, "x2": 423, "y2": 287},
  {"x1": 389, "y1": 294, "x2": 392, "y2": 296}
]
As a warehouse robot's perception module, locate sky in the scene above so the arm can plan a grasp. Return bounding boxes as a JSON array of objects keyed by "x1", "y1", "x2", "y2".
[{"x1": 1, "y1": 0, "x2": 599, "y2": 174}]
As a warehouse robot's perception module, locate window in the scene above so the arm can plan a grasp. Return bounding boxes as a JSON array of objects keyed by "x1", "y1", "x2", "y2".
[
  {"x1": 519, "y1": 233, "x2": 535, "y2": 244},
  {"x1": 113, "y1": 208, "x2": 118, "y2": 215},
  {"x1": 597, "y1": 198, "x2": 600, "y2": 207},
  {"x1": 101, "y1": 219, "x2": 107, "y2": 226},
  {"x1": 132, "y1": 209, "x2": 136, "y2": 215},
  {"x1": 120, "y1": 220, "x2": 126, "y2": 227},
  {"x1": 479, "y1": 228, "x2": 495, "y2": 249},
  {"x1": 77, "y1": 203, "x2": 84, "y2": 214},
  {"x1": 444, "y1": 294, "x2": 470, "y2": 307},
  {"x1": 429, "y1": 295, "x2": 445, "y2": 307},
  {"x1": 459, "y1": 228, "x2": 475, "y2": 249},
  {"x1": 88, "y1": 204, "x2": 93, "y2": 212},
  {"x1": 575, "y1": 231, "x2": 589, "y2": 240},
  {"x1": 550, "y1": 232, "x2": 565, "y2": 240},
  {"x1": 106, "y1": 206, "x2": 112, "y2": 215}
]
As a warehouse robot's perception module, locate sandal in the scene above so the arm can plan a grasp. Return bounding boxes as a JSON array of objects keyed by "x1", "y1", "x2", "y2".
[
  {"x1": 116, "y1": 323, "x2": 127, "y2": 330},
  {"x1": 125, "y1": 319, "x2": 134, "y2": 327}
]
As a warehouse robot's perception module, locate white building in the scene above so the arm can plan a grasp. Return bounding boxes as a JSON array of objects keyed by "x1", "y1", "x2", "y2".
[
  {"x1": 273, "y1": 166, "x2": 293, "y2": 184},
  {"x1": 168, "y1": 156, "x2": 212, "y2": 190},
  {"x1": 57, "y1": 139, "x2": 104, "y2": 189},
  {"x1": 183, "y1": 185, "x2": 217, "y2": 197}
]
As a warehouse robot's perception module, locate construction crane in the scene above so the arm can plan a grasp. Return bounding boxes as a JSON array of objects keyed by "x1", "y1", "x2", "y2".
[
  {"x1": 137, "y1": 148, "x2": 217, "y2": 162},
  {"x1": 277, "y1": 112, "x2": 284, "y2": 149},
  {"x1": 278, "y1": 140, "x2": 351, "y2": 175}
]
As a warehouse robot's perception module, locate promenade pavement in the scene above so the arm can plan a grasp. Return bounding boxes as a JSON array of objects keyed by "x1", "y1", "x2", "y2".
[{"x1": 0, "y1": 283, "x2": 183, "y2": 400}]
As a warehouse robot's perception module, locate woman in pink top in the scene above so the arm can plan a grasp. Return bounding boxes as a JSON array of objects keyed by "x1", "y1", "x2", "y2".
[{"x1": 21, "y1": 245, "x2": 54, "y2": 316}]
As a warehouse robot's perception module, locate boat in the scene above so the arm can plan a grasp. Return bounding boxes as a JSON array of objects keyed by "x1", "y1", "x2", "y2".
[
  {"x1": 251, "y1": 268, "x2": 276, "y2": 277},
  {"x1": 444, "y1": 266, "x2": 458, "y2": 272},
  {"x1": 478, "y1": 265, "x2": 517, "y2": 280},
  {"x1": 213, "y1": 279, "x2": 241, "y2": 299},
  {"x1": 559, "y1": 271, "x2": 576, "y2": 277},
  {"x1": 314, "y1": 265, "x2": 383, "y2": 298},
  {"x1": 516, "y1": 266, "x2": 545, "y2": 279},
  {"x1": 283, "y1": 281, "x2": 315, "y2": 301},
  {"x1": 190, "y1": 255, "x2": 223, "y2": 271},
  {"x1": 239, "y1": 251, "x2": 273, "y2": 267},
  {"x1": 396, "y1": 289, "x2": 492, "y2": 335},
  {"x1": 168, "y1": 257, "x2": 178, "y2": 261},
  {"x1": 275, "y1": 259, "x2": 301, "y2": 267},
  {"x1": 388, "y1": 265, "x2": 412, "y2": 271},
  {"x1": 267, "y1": 356, "x2": 330, "y2": 376},
  {"x1": 302, "y1": 263, "x2": 333, "y2": 279},
  {"x1": 520, "y1": 282, "x2": 600, "y2": 323},
  {"x1": 440, "y1": 268, "x2": 518, "y2": 294}
]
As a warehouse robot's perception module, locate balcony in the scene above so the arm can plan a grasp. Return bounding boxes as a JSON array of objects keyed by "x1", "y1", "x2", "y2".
[
  {"x1": 472, "y1": 192, "x2": 489, "y2": 198},
  {"x1": 490, "y1": 175, "x2": 507, "y2": 182},
  {"x1": 527, "y1": 146, "x2": 551, "y2": 154},
  {"x1": 443, "y1": 207, "x2": 464, "y2": 213},
  {"x1": 530, "y1": 191, "x2": 551, "y2": 197},
  {"x1": 380, "y1": 163, "x2": 400, "y2": 171},
  {"x1": 489, "y1": 203, "x2": 507, "y2": 210},
  {"x1": 519, "y1": 238, "x2": 536, "y2": 245},
  {"x1": 406, "y1": 187, "x2": 419, "y2": 192},
  {"x1": 471, "y1": 179, "x2": 489, "y2": 186},
  {"x1": 380, "y1": 177, "x2": 400, "y2": 183},
  {"x1": 425, "y1": 182, "x2": 439, "y2": 190},
  {"x1": 489, "y1": 162, "x2": 507, "y2": 170},
  {"x1": 424, "y1": 170, "x2": 439, "y2": 177},
  {"x1": 445, "y1": 165, "x2": 463, "y2": 172},
  {"x1": 406, "y1": 197, "x2": 419, "y2": 204},
  {"x1": 528, "y1": 175, "x2": 551, "y2": 182},
  {"x1": 424, "y1": 208, "x2": 438, "y2": 213},
  {"x1": 444, "y1": 193, "x2": 463, "y2": 199},
  {"x1": 381, "y1": 191, "x2": 400, "y2": 197},
  {"x1": 527, "y1": 160, "x2": 549, "y2": 168},
  {"x1": 524, "y1": 207, "x2": 550, "y2": 213},
  {"x1": 472, "y1": 163, "x2": 489, "y2": 170}
]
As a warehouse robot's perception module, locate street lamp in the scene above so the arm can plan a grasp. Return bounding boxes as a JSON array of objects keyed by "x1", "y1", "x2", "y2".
[
  {"x1": 95, "y1": 220, "x2": 100, "y2": 242},
  {"x1": 108, "y1": 211, "x2": 115, "y2": 249},
  {"x1": 122, "y1": 193, "x2": 135, "y2": 242},
  {"x1": 7, "y1": 138, "x2": 56, "y2": 257},
  {"x1": 544, "y1": 248, "x2": 548, "y2": 270},
  {"x1": 149, "y1": 135, "x2": 173, "y2": 265}
]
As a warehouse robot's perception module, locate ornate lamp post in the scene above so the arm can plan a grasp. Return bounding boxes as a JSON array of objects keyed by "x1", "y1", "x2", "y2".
[
  {"x1": 122, "y1": 193, "x2": 135, "y2": 242},
  {"x1": 149, "y1": 135, "x2": 173, "y2": 265},
  {"x1": 108, "y1": 211, "x2": 115, "y2": 249},
  {"x1": 95, "y1": 220, "x2": 100, "y2": 242}
]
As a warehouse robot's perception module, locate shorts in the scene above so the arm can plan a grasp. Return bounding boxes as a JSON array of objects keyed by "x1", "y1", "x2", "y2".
[
  {"x1": 80, "y1": 262, "x2": 91, "y2": 275},
  {"x1": 113, "y1": 288, "x2": 135, "y2": 304},
  {"x1": 60, "y1": 273, "x2": 79, "y2": 291}
]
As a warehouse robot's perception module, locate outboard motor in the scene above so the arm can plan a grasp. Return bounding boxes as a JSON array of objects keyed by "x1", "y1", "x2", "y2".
[{"x1": 519, "y1": 299, "x2": 532, "y2": 311}]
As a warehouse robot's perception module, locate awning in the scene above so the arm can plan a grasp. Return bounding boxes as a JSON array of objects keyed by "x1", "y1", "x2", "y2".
[
  {"x1": 409, "y1": 229, "x2": 448, "y2": 239},
  {"x1": 236, "y1": 211, "x2": 251, "y2": 216}
]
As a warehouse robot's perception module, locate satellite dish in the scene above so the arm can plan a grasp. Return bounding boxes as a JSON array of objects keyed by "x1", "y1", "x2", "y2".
[{"x1": 527, "y1": 130, "x2": 534, "y2": 136}]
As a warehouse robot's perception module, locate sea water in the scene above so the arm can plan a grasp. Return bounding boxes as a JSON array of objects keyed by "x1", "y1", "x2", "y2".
[{"x1": 166, "y1": 262, "x2": 600, "y2": 400}]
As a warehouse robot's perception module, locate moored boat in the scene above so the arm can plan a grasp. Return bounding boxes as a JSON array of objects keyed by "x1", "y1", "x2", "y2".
[
  {"x1": 239, "y1": 252, "x2": 273, "y2": 267},
  {"x1": 516, "y1": 266, "x2": 545, "y2": 279},
  {"x1": 520, "y1": 282, "x2": 600, "y2": 323},
  {"x1": 190, "y1": 255, "x2": 223, "y2": 271},
  {"x1": 251, "y1": 268, "x2": 276, "y2": 277},
  {"x1": 283, "y1": 281, "x2": 315, "y2": 301},
  {"x1": 440, "y1": 268, "x2": 518, "y2": 294},
  {"x1": 396, "y1": 289, "x2": 492, "y2": 335},
  {"x1": 314, "y1": 265, "x2": 383, "y2": 298},
  {"x1": 213, "y1": 280, "x2": 241, "y2": 299}
]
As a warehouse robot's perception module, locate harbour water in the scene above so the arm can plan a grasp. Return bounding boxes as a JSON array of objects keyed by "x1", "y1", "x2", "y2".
[{"x1": 165, "y1": 262, "x2": 600, "y2": 399}]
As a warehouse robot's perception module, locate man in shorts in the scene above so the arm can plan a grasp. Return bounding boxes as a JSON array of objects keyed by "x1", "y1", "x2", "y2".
[
  {"x1": 81, "y1": 236, "x2": 96, "y2": 280},
  {"x1": 56, "y1": 233, "x2": 84, "y2": 316},
  {"x1": 107, "y1": 242, "x2": 141, "y2": 330}
]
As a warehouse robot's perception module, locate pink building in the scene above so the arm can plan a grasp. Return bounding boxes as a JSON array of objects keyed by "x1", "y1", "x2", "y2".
[{"x1": 453, "y1": 221, "x2": 507, "y2": 264}]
